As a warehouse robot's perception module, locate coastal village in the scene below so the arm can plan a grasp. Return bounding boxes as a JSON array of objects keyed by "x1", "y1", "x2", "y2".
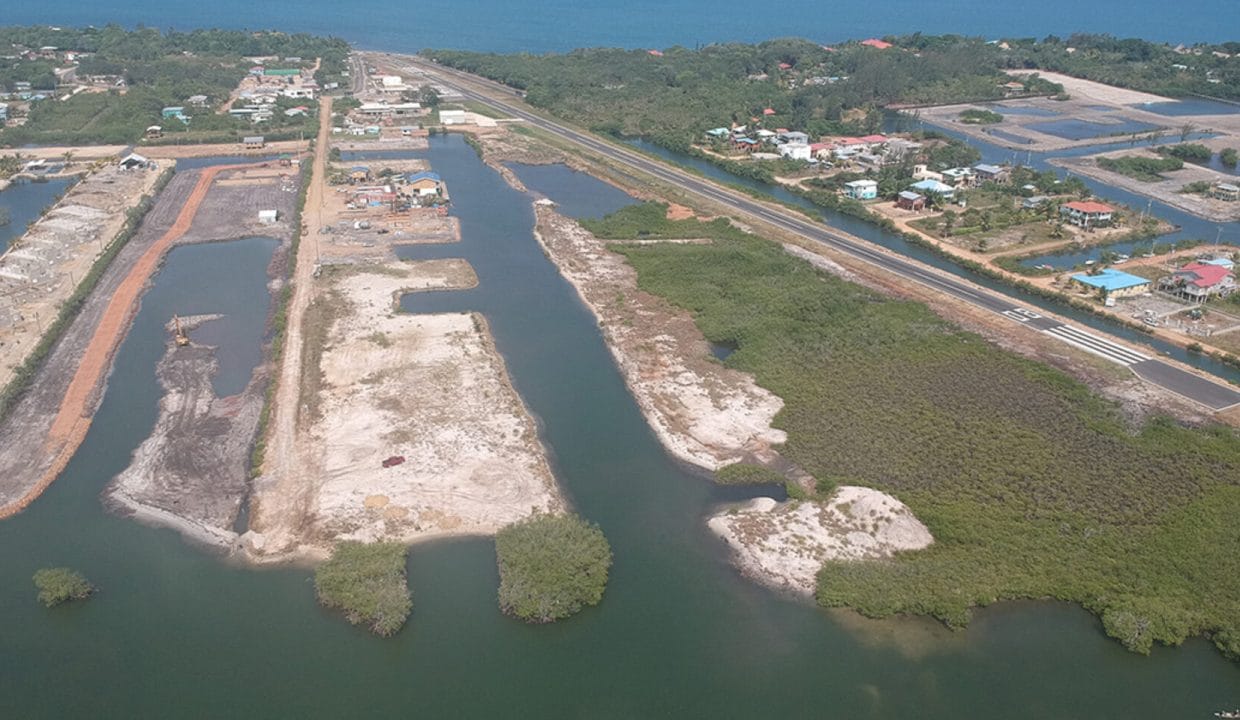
[{"x1": 2, "y1": 29, "x2": 1240, "y2": 704}]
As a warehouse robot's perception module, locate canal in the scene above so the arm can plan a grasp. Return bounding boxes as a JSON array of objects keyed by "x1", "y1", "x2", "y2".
[{"x1": 0, "y1": 136, "x2": 1235, "y2": 717}]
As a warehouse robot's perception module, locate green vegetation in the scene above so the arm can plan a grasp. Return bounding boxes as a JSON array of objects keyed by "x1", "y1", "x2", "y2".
[
  {"x1": 1002, "y1": 35, "x2": 1240, "y2": 101},
  {"x1": 495, "y1": 514, "x2": 612, "y2": 623},
  {"x1": 1157, "y1": 143, "x2": 1212, "y2": 163},
  {"x1": 959, "y1": 108, "x2": 1003, "y2": 124},
  {"x1": 588, "y1": 202, "x2": 1240, "y2": 658},
  {"x1": 1221, "y1": 148, "x2": 1238, "y2": 168},
  {"x1": 427, "y1": 37, "x2": 1058, "y2": 150},
  {"x1": 1097, "y1": 154, "x2": 1183, "y2": 182},
  {"x1": 1180, "y1": 180, "x2": 1214, "y2": 195},
  {"x1": 314, "y1": 541, "x2": 412, "y2": 637},
  {"x1": 33, "y1": 567, "x2": 94, "y2": 607},
  {"x1": 0, "y1": 26, "x2": 347, "y2": 146}
]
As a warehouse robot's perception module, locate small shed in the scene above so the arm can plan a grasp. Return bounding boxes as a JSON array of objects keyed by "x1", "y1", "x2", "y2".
[
  {"x1": 145, "y1": 125, "x2": 163, "y2": 139},
  {"x1": 118, "y1": 153, "x2": 149, "y2": 171},
  {"x1": 258, "y1": 210, "x2": 279, "y2": 224},
  {"x1": 243, "y1": 135, "x2": 265, "y2": 149},
  {"x1": 896, "y1": 191, "x2": 926, "y2": 211}
]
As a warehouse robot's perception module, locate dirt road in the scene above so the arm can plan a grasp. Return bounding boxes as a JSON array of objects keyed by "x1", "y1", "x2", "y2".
[{"x1": 244, "y1": 97, "x2": 332, "y2": 555}]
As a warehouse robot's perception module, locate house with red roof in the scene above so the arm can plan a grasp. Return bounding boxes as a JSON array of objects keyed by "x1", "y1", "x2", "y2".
[
  {"x1": 777, "y1": 62, "x2": 793, "y2": 70},
  {"x1": 1060, "y1": 200, "x2": 1115, "y2": 228},
  {"x1": 860, "y1": 39, "x2": 893, "y2": 50},
  {"x1": 763, "y1": 107, "x2": 776, "y2": 116},
  {"x1": 1160, "y1": 262, "x2": 1237, "y2": 301}
]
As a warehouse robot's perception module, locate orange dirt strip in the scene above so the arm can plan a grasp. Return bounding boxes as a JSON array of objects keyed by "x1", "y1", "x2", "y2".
[{"x1": 0, "y1": 163, "x2": 255, "y2": 519}]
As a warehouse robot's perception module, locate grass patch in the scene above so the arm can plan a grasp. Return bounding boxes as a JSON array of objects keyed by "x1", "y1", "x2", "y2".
[
  {"x1": 314, "y1": 541, "x2": 412, "y2": 637},
  {"x1": 495, "y1": 514, "x2": 612, "y2": 623},
  {"x1": 297, "y1": 287, "x2": 347, "y2": 427},
  {"x1": 959, "y1": 108, "x2": 1003, "y2": 124},
  {"x1": 33, "y1": 567, "x2": 94, "y2": 607},
  {"x1": 599, "y1": 201, "x2": 1240, "y2": 659},
  {"x1": 1097, "y1": 155, "x2": 1183, "y2": 182}
]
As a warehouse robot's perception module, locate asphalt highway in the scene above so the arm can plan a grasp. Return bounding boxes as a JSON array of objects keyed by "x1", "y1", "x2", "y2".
[{"x1": 393, "y1": 55, "x2": 1240, "y2": 412}]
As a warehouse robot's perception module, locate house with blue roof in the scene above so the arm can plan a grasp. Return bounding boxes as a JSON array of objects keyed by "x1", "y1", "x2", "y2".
[
  {"x1": 910, "y1": 178, "x2": 955, "y2": 198},
  {"x1": 1070, "y1": 268, "x2": 1151, "y2": 301},
  {"x1": 406, "y1": 171, "x2": 442, "y2": 196}
]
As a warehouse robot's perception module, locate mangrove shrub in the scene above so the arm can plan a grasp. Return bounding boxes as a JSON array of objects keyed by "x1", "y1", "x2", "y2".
[{"x1": 495, "y1": 514, "x2": 612, "y2": 623}]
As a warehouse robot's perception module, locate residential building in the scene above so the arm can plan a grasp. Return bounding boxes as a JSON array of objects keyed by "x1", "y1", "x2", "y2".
[
  {"x1": 145, "y1": 125, "x2": 162, "y2": 139},
  {"x1": 910, "y1": 178, "x2": 955, "y2": 198},
  {"x1": 1070, "y1": 269, "x2": 1151, "y2": 300},
  {"x1": 705, "y1": 127, "x2": 730, "y2": 139},
  {"x1": 778, "y1": 130, "x2": 809, "y2": 145},
  {"x1": 778, "y1": 143, "x2": 811, "y2": 161},
  {"x1": 860, "y1": 38, "x2": 893, "y2": 50},
  {"x1": 162, "y1": 106, "x2": 188, "y2": 122},
  {"x1": 973, "y1": 163, "x2": 1010, "y2": 184},
  {"x1": 843, "y1": 179, "x2": 878, "y2": 200},
  {"x1": 1160, "y1": 262, "x2": 1236, "y2": 301},
  {"x1": 186, "y1": 94, "x2": 209, "y2": 107},
  {"x1": 941, "y1": 167, "x2": 975, "y2": 188},
  {"x1": 1060, "y1": 201, "x2": 1114, "y2": 228},
  {"x1": 730, "y1": 136, "x2": 758, "y2": 152},
  {"x1": 243, "y1": 136, "x2": 265, "y2": 149},
  {"x1": 896, "y1": 191, "x2": 926, "y2": 211},
  {"x1": 1022, "y1": 195, "x2": 1050, "y2": 210},
  {"x1": 912, "y1": 164, "x2": 944, "y2": 182}
]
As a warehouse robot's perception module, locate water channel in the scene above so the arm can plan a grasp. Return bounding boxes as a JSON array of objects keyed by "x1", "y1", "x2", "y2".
[
  {"x1": 0, "y1": 136, "x2": 1236, "y2": 717},
  {"x1": 0, "y1": 176, "x2": 74, "y2": 254}
]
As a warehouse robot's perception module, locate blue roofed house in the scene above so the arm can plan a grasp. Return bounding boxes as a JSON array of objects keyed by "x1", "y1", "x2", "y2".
[
  {"x1": 910, "y1": 178, "x2": 955, "y2": 199},
  {"x1": 705, "y1": 127, "x2": 730, "y2": 139},
  {"x1": 843, "y1": 179, "x2": 878, "y2": 200},
  {"x1": 406, "y1": 171, "x2": 442, "y2": 196},
  {"x1": 1070, "y1": 268, "x2": 1151, "y2": 301},
  {"x1": 162, "y1": 106, "x2": 189, "y2": 122}
]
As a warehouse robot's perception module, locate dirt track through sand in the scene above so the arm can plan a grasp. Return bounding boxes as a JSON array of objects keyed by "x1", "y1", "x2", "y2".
[{"x1": 0, "y1": 162, "x2": 257, "y2": 519}]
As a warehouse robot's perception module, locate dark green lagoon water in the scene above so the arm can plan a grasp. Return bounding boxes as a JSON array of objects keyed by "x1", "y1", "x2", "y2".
[{"x1": 0, "y1": 136, "x2": 1236, "y2": 718}]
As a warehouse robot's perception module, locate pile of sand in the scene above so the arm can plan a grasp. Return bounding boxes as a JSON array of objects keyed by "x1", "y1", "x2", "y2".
[{"x1": 708, "y1": 486, "x2": 933, "y2": 595}]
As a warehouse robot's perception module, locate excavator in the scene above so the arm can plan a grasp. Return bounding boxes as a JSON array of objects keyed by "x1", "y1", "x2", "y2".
[{"x1": 172, "y1": 315, "x2": 190, "y2": 348}]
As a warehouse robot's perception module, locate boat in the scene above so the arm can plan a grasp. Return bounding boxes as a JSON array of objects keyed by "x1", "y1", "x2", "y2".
[{"x1": 1214, "y1": 710, "x2": 1240, "y2": 719}]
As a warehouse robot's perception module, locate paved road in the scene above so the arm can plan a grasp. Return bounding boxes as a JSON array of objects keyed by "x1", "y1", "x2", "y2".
[{"x1": 392, "y1": 55, "x2": 1240, "y2": 412}]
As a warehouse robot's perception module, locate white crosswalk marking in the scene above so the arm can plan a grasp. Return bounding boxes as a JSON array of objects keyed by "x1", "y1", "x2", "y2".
[{"x1": 1043, "y1": 325, "x2": 1151, "y2": 366}]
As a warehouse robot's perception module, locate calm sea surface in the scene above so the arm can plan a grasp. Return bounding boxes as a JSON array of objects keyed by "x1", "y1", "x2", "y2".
[{"x1": 5, "y1": 0, "x2": 1238, "y2": 51}]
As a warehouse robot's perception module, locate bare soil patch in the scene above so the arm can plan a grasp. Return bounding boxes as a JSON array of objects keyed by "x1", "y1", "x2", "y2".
[{"x1": 708, "y1": 487, "x2": 933, "y2": 596}]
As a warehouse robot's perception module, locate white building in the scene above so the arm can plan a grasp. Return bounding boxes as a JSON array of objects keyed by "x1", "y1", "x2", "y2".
[{"x1": 438, "y1": 109, "x2": 467, "y2": 125}]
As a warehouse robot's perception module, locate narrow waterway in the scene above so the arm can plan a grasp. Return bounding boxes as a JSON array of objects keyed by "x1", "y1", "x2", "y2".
[
  {"x1": 0, "y1": 138, "x2": 1236, "y2": 717},
  {"x1": 623, "y1": 137, "x2": 1240, "y2": 386},
  {"x1": 0, "y1": 175, "x2": 74, "y2": 253}
]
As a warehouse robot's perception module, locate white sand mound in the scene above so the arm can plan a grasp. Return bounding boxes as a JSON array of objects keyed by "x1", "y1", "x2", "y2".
[{"x1": 708, "y1": 486, "x2": 933, "y2": 595}]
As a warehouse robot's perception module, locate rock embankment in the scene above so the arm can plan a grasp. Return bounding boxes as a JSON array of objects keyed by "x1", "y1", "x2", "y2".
[{"x1": 708, "y1": 487, "x2": 934, "y2": 596}]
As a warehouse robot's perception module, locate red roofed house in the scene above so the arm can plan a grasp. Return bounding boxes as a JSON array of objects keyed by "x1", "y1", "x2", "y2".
[
  {"x1": 763, "y1": 107, "x2": 776, "y2": 116},
  {"x1": 860, "y1": 38, "x2": 893, "y2": 50},
  {"x1": 647, "y1": 49, "x2": 664, "y2": 57},
  {"x1": 1060, "y1": 200, "x2": 1115, "y2": 228},
  {"x1": 778, "y1": 62, "x2": 793, "y2": 70},
  {"x1": 1160, "y1": 262, "x2": 1237, "y2": 301},
  {"x1": 859, "y1": 134, "x2": 887, "y2": 145},
  {"x1": 810, "y1": 142, "x2": 834, "y2": 159}
]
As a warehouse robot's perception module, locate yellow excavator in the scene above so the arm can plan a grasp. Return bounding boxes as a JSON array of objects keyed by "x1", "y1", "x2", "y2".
[{"x1": 172, "y1": 315, "x2": 190, "y2": 347}]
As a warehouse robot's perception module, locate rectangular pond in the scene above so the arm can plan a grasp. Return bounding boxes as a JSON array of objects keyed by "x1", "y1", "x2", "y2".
[
  {"x1": 1029, "y1": 118, "x2": 1163, "y2": 140},
  {"x1": 1133, "y1": 99, "x2": 1240, "y2": 116}
]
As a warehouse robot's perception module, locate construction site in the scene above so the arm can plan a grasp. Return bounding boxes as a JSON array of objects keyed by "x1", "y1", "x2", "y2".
[
  {"x1": 0, "y1": 163, "x2": 162, "y2": 389},
  {"x1": 243, "y1": 131, "x2": 564, "y2": 561},
  {"x1": 0, "y1": 158, "x2": 302, "y2": 528}
]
